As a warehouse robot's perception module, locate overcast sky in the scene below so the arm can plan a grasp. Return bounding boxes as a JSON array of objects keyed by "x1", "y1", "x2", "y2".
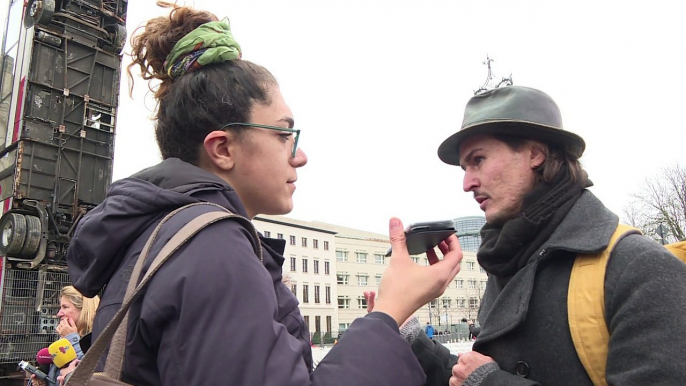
[{"x1": 113, "y1": 0, "x2": 685, "y2": 235}]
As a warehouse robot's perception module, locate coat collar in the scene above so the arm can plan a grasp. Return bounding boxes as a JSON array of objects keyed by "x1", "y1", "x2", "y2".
[{"x1": 543, "y1": 190, "x2": 619, "y2": 256}]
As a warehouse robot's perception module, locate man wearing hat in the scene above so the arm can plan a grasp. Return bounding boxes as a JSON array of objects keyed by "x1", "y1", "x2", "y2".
[{"x1": 437, "y1": 86, "x2": 686, "y2": 385}]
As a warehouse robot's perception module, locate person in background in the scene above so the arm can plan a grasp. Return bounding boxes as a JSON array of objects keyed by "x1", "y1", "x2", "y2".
[
  {"x1": 29, "y1": 286, "x2": 99, "y2": 386},
  {"x1": 426, "y1": 322, "x2": 435, "y2": 339},
  {"x1": 463, "y1": 318, "x2": 480, "y2": 340},
  {"x1": 66, "y1": 3, "x2": 463, "y2": 385}
]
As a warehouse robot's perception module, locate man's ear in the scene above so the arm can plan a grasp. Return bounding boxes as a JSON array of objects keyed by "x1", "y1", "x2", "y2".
[
  {"x1": 529, "y1": 141, "x2": 547, "y2": 169},
  {"x1": 203, "y1": 130, "x2": 236, "y2": 171}
]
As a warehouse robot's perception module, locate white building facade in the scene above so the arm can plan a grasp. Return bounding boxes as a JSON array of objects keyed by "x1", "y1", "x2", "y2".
[{"x1": 253, "y1": 216, "x2": 338, "y2": 343}]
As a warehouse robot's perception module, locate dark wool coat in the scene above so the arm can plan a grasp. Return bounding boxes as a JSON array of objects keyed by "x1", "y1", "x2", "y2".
[{"x1": 474, "y1": 191, "x2": 686, "y2": 385}]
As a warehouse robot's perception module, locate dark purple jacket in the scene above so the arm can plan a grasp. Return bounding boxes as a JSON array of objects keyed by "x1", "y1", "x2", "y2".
[{"x1": 67, "y1": 158, "x2": 425, "y2": 386}]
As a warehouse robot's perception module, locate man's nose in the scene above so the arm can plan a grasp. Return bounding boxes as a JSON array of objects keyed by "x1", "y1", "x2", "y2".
[{"x1": 463, "y1": 170, "x2": 479, "y2": 192}]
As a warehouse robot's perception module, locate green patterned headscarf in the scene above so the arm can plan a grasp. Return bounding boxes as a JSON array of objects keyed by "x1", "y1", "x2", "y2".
[{"x1": 163, "y1": 18, "x2": 242, "y2": 79}]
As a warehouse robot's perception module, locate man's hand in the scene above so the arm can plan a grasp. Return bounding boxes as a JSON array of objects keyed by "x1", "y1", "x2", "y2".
[
  {"x1": 364, "y1": 290, "x2": 376, "y2": 314},
  {"x1": 450, "y1": 351, "x2": 496, "y2": 385},
  {"x1": 56, "y1": 317, "x2": 78, "y2": 338}
]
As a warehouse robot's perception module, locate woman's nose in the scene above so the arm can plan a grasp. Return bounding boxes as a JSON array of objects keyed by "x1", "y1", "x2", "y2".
[{"x1": 291, "y1": 148, "x2": 308, "y2": 167}]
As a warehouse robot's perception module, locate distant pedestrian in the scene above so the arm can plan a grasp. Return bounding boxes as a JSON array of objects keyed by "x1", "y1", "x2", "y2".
[{"x1": 425, "y1": 322, "x2": 435, "y2": 339}]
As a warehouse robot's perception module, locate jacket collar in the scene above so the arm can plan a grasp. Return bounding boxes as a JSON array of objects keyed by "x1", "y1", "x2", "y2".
[{"x1": 542, "y1": 190, "x2": 619, "y2": 255}]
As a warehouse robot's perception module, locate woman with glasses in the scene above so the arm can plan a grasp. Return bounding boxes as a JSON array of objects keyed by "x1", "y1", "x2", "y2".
[{"x1": 66, "y1": 3, "x2": 462, "y2": 385}]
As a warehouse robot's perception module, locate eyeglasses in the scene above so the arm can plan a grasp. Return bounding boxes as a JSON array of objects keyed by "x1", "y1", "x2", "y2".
[{"x1": 219, "y1": 123, "x2": 301, "y2": 158}]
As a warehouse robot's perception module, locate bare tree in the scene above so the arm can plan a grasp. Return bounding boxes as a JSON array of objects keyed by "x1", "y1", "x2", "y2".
[{"x1": 623, "y1": 163, "x2": 686, "y2": 243}]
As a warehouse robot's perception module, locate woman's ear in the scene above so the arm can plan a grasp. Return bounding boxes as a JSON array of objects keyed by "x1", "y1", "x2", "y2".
[{"x1": 202, "y1": 130, "x2": 236, "y2": 171}]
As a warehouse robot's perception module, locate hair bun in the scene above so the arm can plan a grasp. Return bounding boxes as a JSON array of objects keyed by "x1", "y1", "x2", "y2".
[{"x1": 126, "y1": 3, "x2": 219, "y2": 99}]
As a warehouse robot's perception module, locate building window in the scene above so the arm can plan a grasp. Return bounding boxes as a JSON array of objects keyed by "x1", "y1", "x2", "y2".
[
  {"x1": 467, "y1": 261, "x2": 475, "y2": 271},
  {"x1": 264, "y1": 231, "x2": 271, "y2": 238},
  {"x1": 469, "y1": 297, "x2": 479, "y2": 309},
  {"x1": 314, "y1": 285, "x2": 320, "y2": 304},
  {"x1": 324, "y1": 261, "x2": 330, "y2": 275},
  {"x1": 480, "y1": 266, "x2": 486, "y2": 273},
  {"x1": 356, "y1": 252, "x2": 367, "y2": 263},
  {"x1": 325, "y1": 285, "x2": 331, "y2": 304},
  {"x1": 456, "y1": 280, "x2": 463, "y2": 289},
  {"x1": 291, "y1": 284, "x2": 297, "y2": 296},
  {"x1": 326, "y1": 316, "x2": 332, "y2": 333},
  {"x1": 374, "y1": 254, "x2": 385, "y2": 265},
  {"x1": 313, "y1": 239, "x2": 319, "y2": 249},
  {"x1": 457, "y1": 298, "x2": 466, "y2": 308},
  {"x1": 277, "y1": 233, "x2": 283, "y2": 240},
  {"x1": 336, "y1": 250, "x2": 348, "y2": 262},
  {"x1": 468, "y1": 280, "x2": 476, "y2": 289},
  {"x1": 430, "y1": 299, "x2": 438, "y2": 308},
  {"x1": 338, "y1": 296, "x2": 350, "y2": 309},
  {"x1": 411, "y1": 256, "x2": 419, "y2": 263},
  {"x1": 290, "y1": 257, "x2": 296, "y2": 272},
  {"x1": 375, "y1": 274, "x2": 382, "y2": 286},
  {"x1": 303, "y1": 284, "x2": 309, "y2": 303},
  {"x1": 290, "y1": 235, "x2": 296, "y2": 245},
  {"x1": 302, "y1": 259, "x2": 308, "y2": 273},
  {"x1": 357, "y1": 274, "x2": 368, "y2": 286},
  {"x1": 339, "y1": 323, "x2": 350, "y2": 331},
  {"x1": 315, "y1": 316, "x2": 321, "y2": 334},
  {"x1": 442, "y1": 298, "x2": 452, "y2": 308},
  {"x1": 358, "y1": 296, "x2": 368, "y2": 308},
  {"x1": 304, "y1": 316, "x2": 310, "y2": 328},
  {"x1": 337, "y1": 274, "x2": 349, "y2": 285},
  {"x1": 324, "y1": 241, "x2": 329, "y2": 250},
  {"x1": 313, "y1": 260, "x2": 319, "y2": 274},
  {"x1": 302, "y1": 237, "x2": 308, "y2": 247}
]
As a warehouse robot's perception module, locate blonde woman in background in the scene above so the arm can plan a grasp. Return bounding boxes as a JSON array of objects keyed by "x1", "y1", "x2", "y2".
[{"x1": 29, "y1": 286, "x2": 99, "y2": 386}]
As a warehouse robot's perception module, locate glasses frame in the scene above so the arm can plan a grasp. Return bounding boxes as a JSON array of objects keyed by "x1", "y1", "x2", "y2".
[{"x1": 219, "y1": 123, "x2": 300, "y2": 158}]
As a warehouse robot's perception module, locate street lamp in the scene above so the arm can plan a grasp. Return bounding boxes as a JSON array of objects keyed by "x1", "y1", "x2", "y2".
[{"x1": 656, "y1": 224, "x2": 668, "y2": 245}]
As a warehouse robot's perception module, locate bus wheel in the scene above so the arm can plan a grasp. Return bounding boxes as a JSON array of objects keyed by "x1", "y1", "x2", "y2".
[
  {"x1": 0, "y1": 213, "x2": 27, "y2": 256},
  {"x1": 21, "y1": 215, "x2": 42, "y2": 258},
  {"x1": 24, "y1": 0, "x2": 56, "y2": 28}
]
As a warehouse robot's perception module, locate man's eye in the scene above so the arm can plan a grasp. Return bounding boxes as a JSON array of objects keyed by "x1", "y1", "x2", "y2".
[
  {"x1": 280, "y1": 133, "x2": 292, "y2": 141},
  {"x1": 474, "y1": 156, "x2": 484, "y2": 164}
]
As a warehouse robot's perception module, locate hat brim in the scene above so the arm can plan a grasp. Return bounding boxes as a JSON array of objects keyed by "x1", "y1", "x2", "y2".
[{"x1": 437, "y1": 120, "x2": 586, "y2": 166}]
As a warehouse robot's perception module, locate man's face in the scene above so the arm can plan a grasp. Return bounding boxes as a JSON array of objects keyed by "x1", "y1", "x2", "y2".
[{"x1": 459, "y1": 134, "x2": 544, "y2": 226}]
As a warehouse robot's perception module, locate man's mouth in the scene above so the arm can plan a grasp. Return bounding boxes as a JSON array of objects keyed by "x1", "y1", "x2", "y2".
[{"x1": 475, "y1": 196, "x2": 489, "y2": 210}]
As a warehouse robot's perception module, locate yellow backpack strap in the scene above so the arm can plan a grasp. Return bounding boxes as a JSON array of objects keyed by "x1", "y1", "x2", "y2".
[
  {"x1": 665, "y1": 241, "x2": 686, "y2": 263},
  {"x1": 568, "y1": 224, "x2": 640, "y2": 386}
]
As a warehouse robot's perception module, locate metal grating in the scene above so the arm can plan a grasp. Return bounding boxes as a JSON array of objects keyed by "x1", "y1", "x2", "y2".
[{"x1": 0, "y1": 266, "x2": 71, "y2": 364}]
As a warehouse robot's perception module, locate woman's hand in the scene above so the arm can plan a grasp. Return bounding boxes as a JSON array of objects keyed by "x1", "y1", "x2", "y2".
[
  {"x1": 57, "y1": 359, "x2": 80, "y2": 386},
  {"x1": 372, "y1": 218, "x2": 463, "y2": 326},
  {"x1": 56, "y1": 317, "x2": 78, "y2": 338}
]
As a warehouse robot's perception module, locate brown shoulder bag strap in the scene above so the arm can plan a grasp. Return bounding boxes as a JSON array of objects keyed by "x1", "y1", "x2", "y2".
[{"x1": 67, "y1": 203, "x2": 262, "y2": 385}]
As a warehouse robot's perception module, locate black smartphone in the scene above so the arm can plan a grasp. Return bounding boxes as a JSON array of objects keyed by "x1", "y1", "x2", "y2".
[{"x1": 385, "y1": 220, "x2": 456, "y2": 256}]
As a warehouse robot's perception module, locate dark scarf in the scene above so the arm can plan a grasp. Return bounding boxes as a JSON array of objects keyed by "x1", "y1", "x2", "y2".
[{"x1": 477, "y1": 167, "x2": 588, "y2": 278}]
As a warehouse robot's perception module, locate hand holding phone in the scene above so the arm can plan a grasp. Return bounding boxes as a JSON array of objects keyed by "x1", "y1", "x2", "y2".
[
  {"x1": 386, "y1": 220, "x2": 456, "y2": 256},
  {"x1": 18, "y1": 360, "x2": 55, "y2": 384}
]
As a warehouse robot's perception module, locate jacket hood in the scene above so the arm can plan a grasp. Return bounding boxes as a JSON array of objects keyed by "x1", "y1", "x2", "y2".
[{"x1": 67, "y1": 158, "x2": 248, "y2": 297}]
